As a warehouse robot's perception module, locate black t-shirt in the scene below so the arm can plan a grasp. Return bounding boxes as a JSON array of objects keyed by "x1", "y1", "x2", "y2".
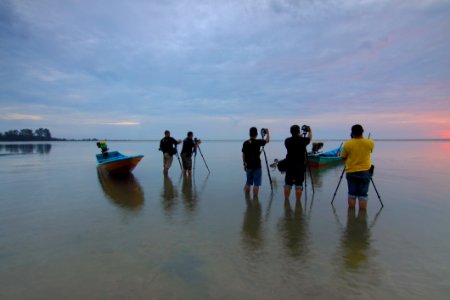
[
  {"x1": 242, "y1": 138, "x2": 266, "y2": 169},
  {"x1": 181, "y1": 137, "x2": 195, "y2": 157},
  {"x1": 285, "y1": 136, "x2": 310, "y2": 167},
  {"x1": 160, "y1": 137, "x2": 178, "y2": 155}
]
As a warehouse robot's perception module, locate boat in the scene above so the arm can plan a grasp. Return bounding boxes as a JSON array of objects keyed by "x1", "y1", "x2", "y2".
[
  {"x1": 307, "y1": 144, "x2": 343, "y2": 167},
  {"x1": 96, "y1": 151, "x2": 144, "y2": 175}
]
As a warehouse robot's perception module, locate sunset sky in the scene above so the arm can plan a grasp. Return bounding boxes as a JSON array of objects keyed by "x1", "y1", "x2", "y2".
[{"x1": 1, "y1": 0, "x2": 449, "y2": 140}]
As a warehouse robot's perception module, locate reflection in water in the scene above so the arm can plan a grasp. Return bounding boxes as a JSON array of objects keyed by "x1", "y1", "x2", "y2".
[
  {"x1": 278, "y1": 199, "x2": 309, "y2": 259},
  {"x1": 339, "y1": 208, "x2": 371, "y2": 270},
  {"x1": 97, "y1": 169, "x2": 144, "y2": 212},
  {"x1": 241, "y1": 195, "x2": 264, "y2": 252},
  {"x1": 181, "y1": 175, "x2": 198, "y2": 213},
  {"x1": 161, "y1": 175, "x2": 178, "y2": 217},
  {"x1": 0, "y1": 143, "x2": 52, "y2": 155},
  {"x1": 309, "y1": 164, "x2": 343, "y2": 188}
]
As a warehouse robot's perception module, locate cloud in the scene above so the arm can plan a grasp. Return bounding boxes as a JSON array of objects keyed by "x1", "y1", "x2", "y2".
[
  {"x1": 1, "y1": 0, "x2": 450, "y2": 139},
  {"x1": 0, "y1": 113, "x2": 43, "y2": 121},
  {"x1": 103, "y1": 122, "x2": 140, "y2": 126}
]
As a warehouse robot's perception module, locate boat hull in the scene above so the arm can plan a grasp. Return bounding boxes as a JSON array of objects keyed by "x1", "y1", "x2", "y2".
[
  {"x1": 307, "y1": 155, "x2": 342, "y2": 167},
  {"x1": 96, "y1": 151, "x2": 143, "y2": 175}
]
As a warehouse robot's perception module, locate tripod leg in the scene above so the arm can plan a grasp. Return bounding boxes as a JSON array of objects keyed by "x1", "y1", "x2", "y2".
[
  {"x1": 262, "y1": 148, "x2": 273, "y2": 191},
  {"x1": 307, "y1": 162, "x2": 314, "y2": 194},
  {"x1": 304, "y1": 153, "x2": 315, "y2": 194},
  {"x1": 176, "y1": 153, "x2": 183, "y2": 171},
  {"x1": 370, "y1": 177, "x2": 384, "y2": 207},
  {"x1": 331, "y1": 167, "x2": 346, "y2": 204},
  {"x1": 198, "y1": 146, "x2": 211, "y2": 173}
]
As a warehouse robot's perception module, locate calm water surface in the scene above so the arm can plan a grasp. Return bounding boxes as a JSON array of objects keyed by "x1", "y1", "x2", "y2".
[{"x1": 1, "y1": 141, "x2": 449, "y2": 299}]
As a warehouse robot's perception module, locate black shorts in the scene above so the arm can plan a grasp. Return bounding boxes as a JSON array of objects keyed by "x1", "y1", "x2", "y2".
[{"x1": 284, "y1": 167, "x2": 305, "y2": 188}]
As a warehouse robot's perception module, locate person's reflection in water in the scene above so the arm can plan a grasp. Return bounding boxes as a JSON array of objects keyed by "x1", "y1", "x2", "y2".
[
  {"x1": 161, "y1": 175, "x2": 178, "y2": 218},
  {"x1": 181, "y1": 175, "x2": 197, "y2": 214},
  {"x1": 241, "y1": 194, "x2": 264, "y2": 254},
  {"x1": 340, "y1": 208, "x2": 370, "y2": 270},
  {"x1": 278, "y1": 199, "x2": 309, "y2": 259},
  {"x1": 97, "y1": 170, "x2": 144, "y2": 212}
]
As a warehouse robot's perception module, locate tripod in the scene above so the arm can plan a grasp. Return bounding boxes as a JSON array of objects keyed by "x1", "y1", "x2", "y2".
[
  {"x1": 174, "y1": 146, "x2": 183, "y2": 171},
  {"x1": 261, "y1": 146, "x2": 273, "y2": 191},
  {"x1": 194, "y1": 142, "x2": 210, "y2": 174},
  {"x1": 331, "y1": 165, "x2": 383, "y2": 207},
  {"x1": 260, "y1": 129, "x2": 273, "y2": 191},
  {"x1": 302, "y1": 132, "x2": 315, "y2": 195}
]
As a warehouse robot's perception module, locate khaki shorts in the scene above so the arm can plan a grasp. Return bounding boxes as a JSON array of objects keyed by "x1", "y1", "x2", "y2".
[
  {"x1": 163, "y1": 152, "x2": 173, "y2": 169},
  {"x1": 181, "y1": 153, "x2": 192, "y2": 170}
]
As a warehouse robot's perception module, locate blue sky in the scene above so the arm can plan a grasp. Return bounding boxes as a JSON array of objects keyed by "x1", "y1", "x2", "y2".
[{"x1": 1, "y1": 0, "x2": 450, "y2": 140}]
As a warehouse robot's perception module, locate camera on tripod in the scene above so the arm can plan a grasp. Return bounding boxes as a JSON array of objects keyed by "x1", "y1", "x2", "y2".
[
  {"x1": 260, "y1": 128, "x2": 267, "y2": 137},
  {"x1": 301, "y1": 125, "x2": 310, "y2": 134},
  {"x1": 194, "y1": 137, "x2": 201, "y2": 144}
]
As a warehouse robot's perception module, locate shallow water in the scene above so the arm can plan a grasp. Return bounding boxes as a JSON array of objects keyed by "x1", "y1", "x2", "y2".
[{"x1": 1, "y1": 140, "x2": 449, "y2": 299}]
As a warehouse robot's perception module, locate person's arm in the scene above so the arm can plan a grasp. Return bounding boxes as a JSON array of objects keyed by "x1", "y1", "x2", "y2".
[
  {"x1": 264, "y1": 128, "x2": 270, "y2": 144},
  {"x1": 242, "y1": 153, "x2": 247, "y2": 170},
  {"x1": 341, "y1": 144, "x2": 348, "y2": 160},
  {"x1": 307, "y1": 127, "x2": 312, "y2": 141}
]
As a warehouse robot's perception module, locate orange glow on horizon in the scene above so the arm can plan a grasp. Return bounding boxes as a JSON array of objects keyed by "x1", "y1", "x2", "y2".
[{"x1": 439, "y1": 130, "x2": 450, "y2": 139}]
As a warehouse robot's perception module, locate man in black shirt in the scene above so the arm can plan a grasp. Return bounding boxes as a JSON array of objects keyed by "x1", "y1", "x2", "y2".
[
  {"x1": 180, "y1": 131, "x2": 200, "y2": 176},
  {"x1": 284, "y1": 125, "x2": 312, "y2": 201},
  {"x1": 242, "y1": 127, "x2": 270, "y2": 197},
  {"x1": 159, "y1": 130, "x2": 181, "y2": 175}
]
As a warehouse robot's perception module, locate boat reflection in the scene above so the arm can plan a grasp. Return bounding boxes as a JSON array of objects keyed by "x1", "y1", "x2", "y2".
[
  {"x1": 0, "y1": 143, "x2": 52, "y2": 155},
  {"x1": 308, "y1": 164, "x2": 344, "y2": 189},
  {"x1": 97, "y1": 169, "x2": 144, "y2": 211},
  {"x1": 278, "y1": 199, "x2": 310, "y2": 259}
]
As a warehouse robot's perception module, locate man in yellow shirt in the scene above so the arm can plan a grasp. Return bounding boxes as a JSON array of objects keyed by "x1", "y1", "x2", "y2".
[{"x1": 341, "y1": 124, "x2": 374, "y2": 210}]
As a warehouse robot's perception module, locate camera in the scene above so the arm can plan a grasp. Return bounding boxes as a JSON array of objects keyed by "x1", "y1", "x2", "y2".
[
  {"x1": 301, "y1": 125, "x2": 310, "y2": 133},
  {"x1": 194, "y1": 138, "x2": 201, "y2": 144},
  {"x1": 260, "y1": 128, "x2": 267, "y2": 137}
]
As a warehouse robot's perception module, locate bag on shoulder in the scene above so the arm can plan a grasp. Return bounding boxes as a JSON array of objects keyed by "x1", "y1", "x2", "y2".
[
  {"x1": 277, "y1": 158, "x2": 288, "y2": 173},
  {"x1": 170, "y1": 147, "x2": 177, "y2": 156}
]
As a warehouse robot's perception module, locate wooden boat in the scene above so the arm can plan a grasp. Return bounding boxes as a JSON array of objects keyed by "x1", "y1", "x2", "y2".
[
  {"x1": 96, "y1": 151, "x2": 143, "y2": 175},
  {"x1": 307, "y1": 145, "x2": 343, "y2": 167}
]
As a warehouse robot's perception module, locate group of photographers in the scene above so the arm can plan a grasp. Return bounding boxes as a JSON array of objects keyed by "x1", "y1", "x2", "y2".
[
  {"x1": 241, "y1": 124, "x2": 374, "y2": 210},
  {"x1": 159, "y1": 123, "x2": 373, "y2": 210},
  {"x1": 159, "y1": 130, "x2": 201, "y2": 176}
]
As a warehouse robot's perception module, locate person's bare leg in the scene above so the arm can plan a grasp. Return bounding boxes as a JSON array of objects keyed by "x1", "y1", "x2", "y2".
[
  {"x1": 245, "y1": 184, "x2": 251, "y2": 194},
  {"x1": 295, "y1": 188, "x2": 303, "y2": 202},
  {"x1": 253, "y1": 185, "x2": 259, "y2": 197},
  {"x1": 359, "y1": 199, "x2": 367, "y2": 210},
  {"x1": 284, "y1": 187, "x2": 291, "y2": 200},
  {"x1": 348, "y1": 197, "x2": 356, "y2": 208}
]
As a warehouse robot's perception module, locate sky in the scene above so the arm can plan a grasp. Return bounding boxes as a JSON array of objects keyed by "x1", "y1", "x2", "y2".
[{"x1": 1, "y1": 0, "x2": 450, "y2": 140}]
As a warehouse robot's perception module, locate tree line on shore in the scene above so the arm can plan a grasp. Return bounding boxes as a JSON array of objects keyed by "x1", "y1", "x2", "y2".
[{"x1": 0, "y1": 128, "x2": 58, "y2": 141}]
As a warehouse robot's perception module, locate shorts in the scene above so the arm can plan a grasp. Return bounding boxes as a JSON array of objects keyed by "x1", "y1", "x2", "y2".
[
  {"x1": 284, "y1": 168, "x2": 305, "y2": 190},
  {"x1": 163, "y1": 152, "x2": 173, "y2": 169},
  {"x1": 346, "y1": 170, "x2": 371, "y2": 200},
  {"x1": 181, "y1": 153, "x2": 192, "y2": 170},
  {"x1": 246, "y1": 168, "x2": 262, "y2": 186}
]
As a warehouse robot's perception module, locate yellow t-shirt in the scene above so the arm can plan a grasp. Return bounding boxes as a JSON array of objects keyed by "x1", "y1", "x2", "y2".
[{"x1": 341, "y1": 138, "x2": 374, "y2": 173}]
